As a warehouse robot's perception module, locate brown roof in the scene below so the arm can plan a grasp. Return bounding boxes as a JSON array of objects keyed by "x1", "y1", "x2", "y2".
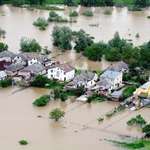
[{"x1": 58, "y1": 63, "x2": 75, "y2": 72}]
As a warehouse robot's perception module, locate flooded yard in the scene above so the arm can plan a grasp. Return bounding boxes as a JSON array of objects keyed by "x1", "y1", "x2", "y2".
[{"x1": 0, "y1": 86, "x2": 150, "y2": 150}]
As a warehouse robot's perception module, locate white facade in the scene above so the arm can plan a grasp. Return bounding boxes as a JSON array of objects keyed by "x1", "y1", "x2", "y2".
[
  {"x1": 28, "y1": 58, "x2": 38, "y2": 66},
  {"x1": 100, "y1": 70, "x2": 122, "y2": 89},
  {"x1": 0, "y1": 57, "x2": 12, "y2": 62},
  {"x1": 13, "y1": 56, "x2": 26, "y2": 65},
  {"x1": 48, "y1": 66, "x2": 75, "y2": 81}
]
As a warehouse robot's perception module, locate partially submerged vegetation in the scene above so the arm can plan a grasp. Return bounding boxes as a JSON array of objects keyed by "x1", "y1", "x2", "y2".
[
  {"x1": 69, "y1": 10, "x2": 78, "y2": 17},
  {"x1": 33, "y1": 17, "x2": 49, "y2": 30},
  {"x1": 18, "y1": 140, "x2": 28, "y2": 145},
  {"x1": 0, "y1": 79, "x2": 12, "y2": 88},
  {"x1": 103, "y1": 9, "x2": 111, "y2": 15},
  {"x1": 112, "y1": 140, "x2": 150, "y2": 150},
  {"x1": 82, "y1": 10, "x2": 93, "y2": 16},
  {"x1": 33, "y1": 94, "x2": 50, "y2": 106}
]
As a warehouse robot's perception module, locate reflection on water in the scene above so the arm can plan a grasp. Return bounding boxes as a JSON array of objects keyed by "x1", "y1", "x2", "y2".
[
  {"x1": 0, "y1": 87, "x2": 150, "y2": 150},
  {"x1": 0, "y1": 5, "x2": 150, "y2": 70}
]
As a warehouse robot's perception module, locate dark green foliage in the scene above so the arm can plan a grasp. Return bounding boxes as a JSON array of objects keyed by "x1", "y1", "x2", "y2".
[
  {"x1": 64, "y1": 0, "x2": 78, "y2": 6},
  {"x1": 0, "y1": 0, "x2": 3, "y2": 5},
  {"x1": 82, "y1": 10, "x2": 93, "y2": 16},
  {"x1": 69, "y1": 86, "x2": 85, "y2": 96},
  {"x1": 31, "y1": 74, "x2": 49, "y2": 87},
  {"x1": 33, "y1": 95, "x2": 50, "y2": 106},
  {"x1": 142, "y1": 124, "x2": 150, "y2": 137},
  {"x1": 0, "y1": 28, "x2": 6, "y2": 37},
  {"x1": 147, "y1": 16, "x2": 150, "y2": 18},
  {"x1": 98, "y1": 118, "x2": 104, "y2": 122},
  {"x1": 20, "y1": 37, "x2": 41, "y2": 52},
  {"x1": 12, "y1": 0, "x2": 25, "y2": 7},
  {"x1": 128, "y1": 6, "x2": 142, "y2": 11},
  {"x1": 122, "y1": 84, "x2": 139, "y2": 99},
  {"x1": 80, "y1": 0, "x2": 113, "y2": 6},
  {"x1": 33, "y1": 17, "x2": 49, "y2": 30},
  {"x1": 0, "y1": 79, "x2": 12, "y2": 87},
  {"x1": 18, "y1": 140, "x2": 28, "y2": 145},
  {"x1": 83, "y1": 45, "x2": 103, "y2": 61},
  {"x1": 69, "y1": 10, "x2": 78, "y2": 17},
  {"x1": 87, "y1": 96, "x2": 92, "y2": 103},
  {"x1": 52, "y1": 26, "x2": 72, "y2": 50},
  {"x1": 74, "y1": 29, "x2": 93, "y2": 52},
  {"x1": 123, "y1": 73, "x2": 132, "y2": 81},
  {"x1": 115, "y1": 0, "x2": 124, "y2": 7},
  {"x1": 49, "y1": 11, "x2": 58, "y2": 17},
  {"x1": 106, "y1": 110, "x2": 117, "y2": 117},
  {"x1": 103, "y1": 9, "x2": 111, "y2": 14},
  {"x1": 27, "y1": 5, "x2": 65, "y2": 11},
  {"x1": 127, "y1": 114, "x2": 147, "y2": 126},
  {"x1": 0, "y1": 42, "x2": 8, "y2": 52},
  {"x1": 54, "y1": 88, "x2": 60, "y2": 99},
  {"x1": 49, "y1": 108, "x2": 65, "y2": 121},
  {"x1": 134, "y1": 0, "x2": 147, "y2": 7},
  {"x1": 60, "y1": 91, "x2": 68, "y2": 101}
]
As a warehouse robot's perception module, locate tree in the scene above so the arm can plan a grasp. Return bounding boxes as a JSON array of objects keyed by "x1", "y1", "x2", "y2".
[
  {"x1": 31, "y1": 74, "x2": 49, "y2": 87},
  {"x1": 60, "y1": 92, "x2": 68, "y2": 101},
  {"x1": 54, "y1": 88, "x2": 60, "y2": 99},
  {"x1": 83, "y1": 45, "x2": 103, "y2": 61},
  {"x1": 33, "y1": 95, "x2": 50, "y2": 106},
  {"x1": 142, "y1": 124, "x2": 150, "y2": 137},
  {"x1": 134, "y1": 0, "x2": 147, "y2": 7},
  {"x1": 12, "y1": 0, "x2": 25, "y2": 7},
  {"x1": 0, "y1": 42, "x2": 8, "y2": 52},
  {"x1": 0, "y1": 0, "x2": 3, "y2": 5},
  {"x1": 49, "y1": 108, "x2": 65, "y2": 121}
]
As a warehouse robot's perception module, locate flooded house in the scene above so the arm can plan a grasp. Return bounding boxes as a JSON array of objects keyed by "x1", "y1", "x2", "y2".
[
  {"x1": 5, "y1": 63, "x2": 25, "y2": 76},
  {"x1": 0, "y1": 51, "x2": 16, "y2": 62},
  {"x1": 65, "y1": 71, "x2": 98, "y2": 89},
  {"x1": 0, "y1": 70, "x2": 7, "y2": 80},
  {"x1": 48, "y1": 63, "x2": 75, "y2": 81},
  {"x1": 105, "y1": 61, "x2": 129, "y2": 73},
  {"x1": 100, "y1": 70, "x2": 123, "y2": 89}
]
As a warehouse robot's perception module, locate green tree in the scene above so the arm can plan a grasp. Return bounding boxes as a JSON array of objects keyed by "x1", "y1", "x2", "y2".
[
  {"x1": 134, "y1": 0, "x2": 147, "y2": 7},
  {"x1": 0, "y1": 0, "x2": 3, "y2": 5},
  {"x1": 31, "y1": 74, "x2": 49, "y2": 87},
  {"x1": 83, "y1": 45, "x2": 103, "y2": 61},
  {"x1": 142, "y1": 124, "x2": 150, "y2": 137},
  {"x1": 0, "y1": 79, "x2": 12, "y2": 87},
  {"x1": 49, "y1": 108, "x2": 65, "y2": 121},
  {"x1": 54, "y1": 88, "x2": 60, "y2": 99},
  {"x1": 12, "y1": 0, "x2": 25, "y2": 7},
  {"x1": 60, "y1": 91, "x2": 68, "y2": 101},
  {"x1": 115, "y1": 0, "x2": 124, "y2": 7},
  {"x1": 0, "y1": 42, "x2": 8, "y2": 52},
  {"x1": 33, "y1": 95, "x2": 50, "y2": 106}
]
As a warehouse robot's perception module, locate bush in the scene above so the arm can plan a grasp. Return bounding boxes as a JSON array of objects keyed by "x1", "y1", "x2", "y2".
[
  {"x1": 135, "y1": 33, "x2": 140, "y2": 38},
  {"x1": 0, "y1": 79, "x2": 12, "y2": 87},
  {"x1": 20, "y1": 37, "x2": 41, "y2": 52},
  {"x1": 49, "y1": 11, "x2": 58, "y2": 17},
  {"x1": 18, "y1": 140, "x2": 28, "y2": 145},
  {"x1": 128, "y1": 6, "x2": 142, "y2": 11},
  {"x1": 60, "y1": 91, "x2": 68, "y2": 101},
  {"x1": 31, "y1": 75, "x2": 49, "y2": 87},
  {"x1": 69, "y1": 10, "x2": 78, "y2": 17},
  {"x1": 33, "y1": 95, "x2": 50, "y2": 106},
  {"x1": 12, "y1": 0, "x2": 25, "y2": 7},
  {"x1": 82, "y1": 10, "x2": 93, "y2": 16},
  {"x1": 147, "y1": 16, "x2": 150, "y2": 19},
  {"x1": 0, "y1": 28, "x2": 6, "y2": 36},
  {"x1": 115, "y1": 0, "x2": 124, "y2": 7},
  {"x1": 33, "y1": 17, "x2": 49, "y2": 30},
  {"x1": 104, "y1": 9, "x2": 111, "y2": 15}
]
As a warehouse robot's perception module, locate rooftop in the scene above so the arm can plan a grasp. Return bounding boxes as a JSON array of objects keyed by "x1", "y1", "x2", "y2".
[
  {"x1": 141, "y1": 82, "x2": 150, "y2": 90},
  {"x1": 100, "y1": 70, "x2": 122, "y2": 79}
]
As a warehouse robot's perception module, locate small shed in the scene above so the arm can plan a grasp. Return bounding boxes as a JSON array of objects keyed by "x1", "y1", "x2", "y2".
[{"x1": 0, "y1": 71, "x2": 7, "y2": 80}]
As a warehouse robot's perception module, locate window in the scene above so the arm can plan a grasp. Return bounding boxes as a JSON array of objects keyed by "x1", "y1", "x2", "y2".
[
  {"x1": 51, "y1": 70, "x2": 53, "y2": 73},
  {"x1": 64, "y1": 72, "x2": 66, "y2": 75},
  {"x1": 51, "y1": 75, "x2": 53, "y2": 77}
]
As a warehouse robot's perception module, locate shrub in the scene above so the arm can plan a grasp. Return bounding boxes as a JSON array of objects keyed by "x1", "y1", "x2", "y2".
[
  {"x1": 147, "y1": 16, "x2": 150, "y2": 19},
  {"x1": 33, "y1": 17, "x2": 49, "y2": 30},
  {"x1": 115, "y1": 0, "x2": 124, "y2": 7},
  {"x1": 0, "y1": 28, "x2": 6, "y2": 36},
  {"x1": 0, "y1": 79, "x2": 12, "y2": 87},
  {"x1": 69, "y1": 10, "x2": 78, "y2": 17},
  {"x1": 82, "y1": 10, "x2": 93, "y2": 16},
  {"x1": 20, "y1": 37, "x2": 41, "y2": 52},
  {"x1": 18, "y1": 140, "x2": 28, "y2": 145},
  {"x1": 128, "y1": 6, "x2": 142, "y2": 11},
  {"x1": 135, "y1": 33, "x2": 140, "y2": 38},
  {"x1": 60, "y1": 91, "x2": 68, "y2": 101},
  {"x1": 33, "y1": 95, "x2": 50, "y2": 106},
  {"x1": 104, "y1": 9, "x2": 111, "y2": 15},
  {"x1": 49, "y1": 11, "x2": 58, "y2": 17},
  {"x1": 98, "y1": 118, "x2": 104, "y2": 122}
]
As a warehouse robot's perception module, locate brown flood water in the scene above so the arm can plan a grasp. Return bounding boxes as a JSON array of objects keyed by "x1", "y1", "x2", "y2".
[
  {"x1": 0, "y1": 5, "x2": 150, "y2": 70},
  {"x1": 1, "y1": 86, "x2": 150, "y2": 150},
  {"x1": 0, "y1": 5, "x2": 150, "y2": 150}
]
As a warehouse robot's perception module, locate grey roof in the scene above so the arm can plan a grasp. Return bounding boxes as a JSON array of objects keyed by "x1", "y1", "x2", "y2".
[
  {"x1": 0, "y1": 71, "x2": 7, "y2": 77},
  {"x1": 100, "y1": 70, "x2": 122, "y2": 79},
  {"x1": 111, "y1": 91, "x2": 122, "y2": 97},
  {"x1": 105, "y1": 61, "x2": 128, "y2": 72},
  {"x1": 0, "y1": 51, "x2": 16, "y2": 58},
  {"x1": 5, "y1": 63, "x2": 24, "y2": 72},
  {"x1": 97, "y1": 79, "x2": 112, "y2": 86},
  {"x1": 23, "y1": 64, "x2": 46, "y2": 73},
  {"x1": 74, "y1": 71, "x2": 96, "y2": 81},
  {"x1": 17, "y1": 53, "x2": 32, "y2": 61},
  {"x1": 141, "y1": 82, "x2": 150, "y2": 90},
  {"x1": 34, "y1": 54, "x2": 48, "y2": 62}
]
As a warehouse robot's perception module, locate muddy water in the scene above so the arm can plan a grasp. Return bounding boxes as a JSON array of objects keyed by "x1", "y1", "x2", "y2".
[
  {"x1": 1, "y1": 86, "x2": 150, "y2": 150},
  {"x1": 0, "y1": 5, "x2": 150, "y2": 70}
]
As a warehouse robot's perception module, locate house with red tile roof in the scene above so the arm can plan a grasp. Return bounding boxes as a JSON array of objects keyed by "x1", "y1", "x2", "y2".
[{"x1": 47, "y1": 63, "x2": 75, "y2": 81}]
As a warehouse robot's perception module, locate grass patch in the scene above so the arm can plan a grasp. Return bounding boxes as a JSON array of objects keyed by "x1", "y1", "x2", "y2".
[
  {"x1": 18, "y1": 140, "x2": 28, "y2": 145},
  {"x1": 27, "y1": 5, "x2": 65, "y2": 11},
  {"x1": 114, "y1": 140, "x2": 150, "y2": 150}
]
